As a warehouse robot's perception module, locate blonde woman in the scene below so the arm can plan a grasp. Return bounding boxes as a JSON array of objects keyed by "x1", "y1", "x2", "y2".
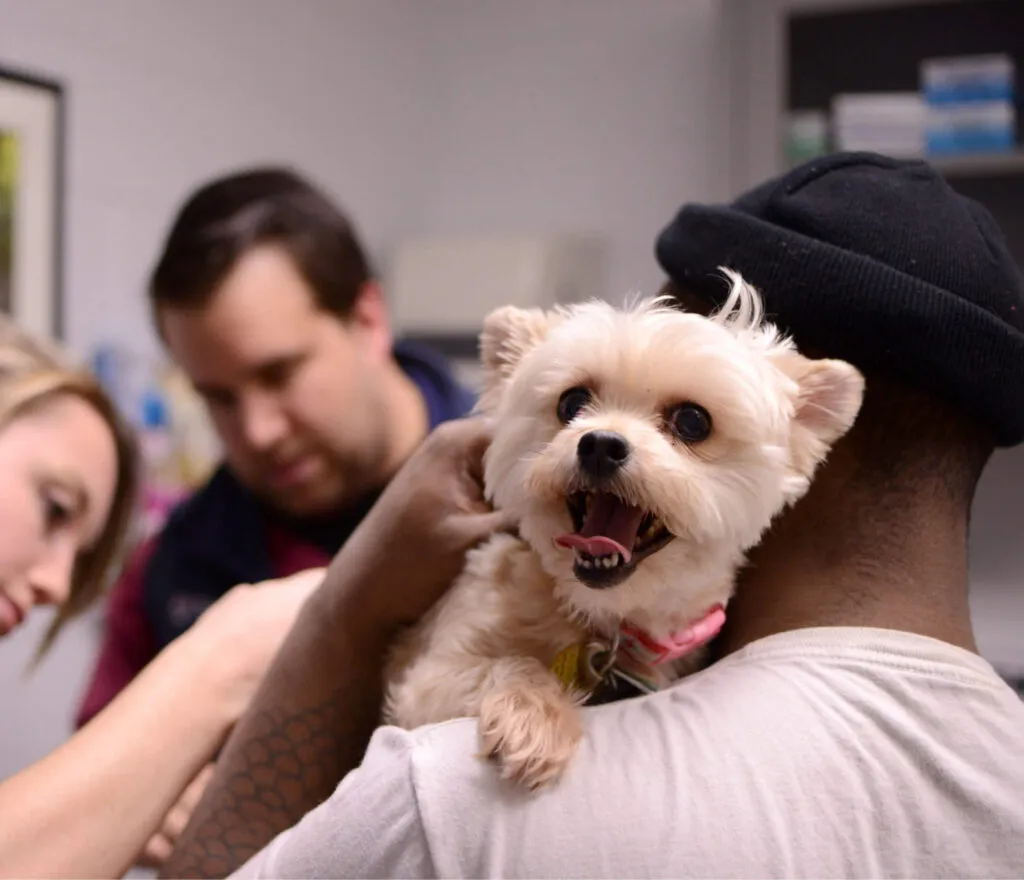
[{"x1": 0, "y1": 315, "x2": 322, "y2": 879}]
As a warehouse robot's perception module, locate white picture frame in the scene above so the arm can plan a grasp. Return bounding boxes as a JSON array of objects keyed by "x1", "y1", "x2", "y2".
[{"x1": 0, "y1": 66, "x2": 64, "y2": 340}]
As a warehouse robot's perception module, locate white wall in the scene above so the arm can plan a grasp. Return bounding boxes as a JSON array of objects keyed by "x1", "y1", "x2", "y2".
[
  {"x1": 0, "y1": 0, "x2": 439, "y2": 780},
  {"x1": 730, "y1": 0, "x2": 1024, "y2": 674},
  {"x1": 0, "y1": 0, "x2": 436, "y2": 362},
  {"x1": 968, "y1": 457, "x2": 1024, "y2": 673},
  {"x1": 411, "y1": 0, "x2": 735, "y2": 304},
  {"x1": 0, "y1": 0, "x2": 738, "y2": 779},
  {"x1": 0, "y1": 609, "x2": 98, "y2": 780},
  {"x1": 1, "y1": 0, "x2": 738, "y2": 354}
]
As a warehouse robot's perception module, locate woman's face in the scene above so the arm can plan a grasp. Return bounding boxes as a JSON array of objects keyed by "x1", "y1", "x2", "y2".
[{"x1": 0, "y1": 394, "x2": 117, "y2": 636}]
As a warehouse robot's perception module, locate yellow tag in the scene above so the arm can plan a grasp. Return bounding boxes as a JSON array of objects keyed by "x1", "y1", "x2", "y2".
[{"x1": 551, "y1": 644, "x2": 583, "y2": 689}]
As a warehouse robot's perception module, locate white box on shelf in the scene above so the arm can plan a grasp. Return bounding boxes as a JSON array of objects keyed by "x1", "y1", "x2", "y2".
[
  {"x1": 386, "y1": 233, "x2": 607, "y2": 337},
  {"x1": 831, "y1": 92, "x2": 927, "y2": 158}
]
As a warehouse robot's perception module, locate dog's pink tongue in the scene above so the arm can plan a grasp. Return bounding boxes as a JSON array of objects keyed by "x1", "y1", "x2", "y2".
[{"x1": 555, "y1": 494, "x2": 646, "y2": 562}]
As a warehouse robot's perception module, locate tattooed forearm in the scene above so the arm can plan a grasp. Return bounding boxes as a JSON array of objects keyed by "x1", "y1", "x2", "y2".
[{"x1": 161, "y1": 632, "x2": 386, "y2": 879}]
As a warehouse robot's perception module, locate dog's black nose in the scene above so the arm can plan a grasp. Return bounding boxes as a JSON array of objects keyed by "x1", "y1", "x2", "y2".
[{"x1": 577, "y1": 430, "x2": 630, "y2": 479}]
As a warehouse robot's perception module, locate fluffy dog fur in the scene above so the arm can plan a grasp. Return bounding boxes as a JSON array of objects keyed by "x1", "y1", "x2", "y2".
[{"x1": 383, "y1": 269, "x2": 865, "y2": 789}]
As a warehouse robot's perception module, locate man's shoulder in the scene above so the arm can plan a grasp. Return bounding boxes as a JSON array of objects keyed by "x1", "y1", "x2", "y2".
[
  {"x1": 393, "y1": 339, "x2": 476, "y2": 426},
  {"x1": 396, "y1": 630, "x2": 1024, "y2": 877},
  {"x1": 245, "y1": 630, "x2": 1024, "y2": 878}
]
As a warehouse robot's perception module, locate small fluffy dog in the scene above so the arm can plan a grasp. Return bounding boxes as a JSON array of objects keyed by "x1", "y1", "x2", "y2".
[{"x1": 383, "y1": 270, "x2": 864, "y2": 789}]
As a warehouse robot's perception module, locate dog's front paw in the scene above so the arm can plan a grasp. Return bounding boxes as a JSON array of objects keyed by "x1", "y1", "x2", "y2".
[{"x1": 478, "y1": 680, "x2": 582, "y2": 790}]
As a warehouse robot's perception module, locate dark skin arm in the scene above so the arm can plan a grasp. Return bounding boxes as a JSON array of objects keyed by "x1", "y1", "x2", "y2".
[
  {"x1": 157, "y1": 600, "x2": 382, "y2": 879},
  {"x1": 160, "y1": 418, "x2": 508, "y2": 879}
]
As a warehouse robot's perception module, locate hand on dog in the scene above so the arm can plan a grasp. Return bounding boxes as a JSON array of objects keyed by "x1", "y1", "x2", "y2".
[{"x1": 324, "y1": 417, "x2": 513, "y2": 639}]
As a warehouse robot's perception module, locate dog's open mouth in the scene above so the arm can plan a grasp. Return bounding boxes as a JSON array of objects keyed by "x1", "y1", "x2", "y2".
[{"x1": 555, "y1": 491, "x2": 674, "y2": 589}]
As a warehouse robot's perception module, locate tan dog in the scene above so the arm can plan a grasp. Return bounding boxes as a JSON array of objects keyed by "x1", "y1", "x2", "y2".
[{"x1": 383, "y1": 269, "x2": 865, "y2": 790}]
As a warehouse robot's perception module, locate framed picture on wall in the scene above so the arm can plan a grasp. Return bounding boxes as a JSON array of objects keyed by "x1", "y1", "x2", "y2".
[{"x1": 0, "y1": 65, "x2": 64, "y2": 340}]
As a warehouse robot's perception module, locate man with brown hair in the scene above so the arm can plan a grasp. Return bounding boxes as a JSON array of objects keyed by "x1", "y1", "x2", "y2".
[{"x1": 77, "y1": 168, "x2": 472, "y2": 727}]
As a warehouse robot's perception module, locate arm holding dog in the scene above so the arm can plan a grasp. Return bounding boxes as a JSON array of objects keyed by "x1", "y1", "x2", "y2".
[
  {"x1": 161, "y1": 418, "x2": 510, "y2": 879},
  {"x1": 384, "y1": 531, "x2": 588, "y2": 790},
  {"x1": 0, "y1": 570, "x2": 322, "y2": 880}
]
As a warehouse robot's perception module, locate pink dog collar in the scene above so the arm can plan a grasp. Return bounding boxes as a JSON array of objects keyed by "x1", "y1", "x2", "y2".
[{"x1": 619, "y1": 604, "x2": 726, "y2": 665}]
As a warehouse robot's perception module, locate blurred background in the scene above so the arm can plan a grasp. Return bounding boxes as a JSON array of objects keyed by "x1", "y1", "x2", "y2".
[{"x1": 1, "y1": 0, "x2": 1022, "y2": 785}]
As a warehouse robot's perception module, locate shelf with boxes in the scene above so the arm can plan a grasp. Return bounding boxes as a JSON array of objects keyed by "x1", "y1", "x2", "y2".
[
  {"x1": 785, "y1": 52, "x2": 1019, "y2": 172},
  {"x1": 782, "y1": 0, "x2": 1024, "y2": 266},
  {"x1": 783, "y1": 0, "x2": 1024, "y2": 177},
  {"x1": 922, "y1": 53, "x2": 1015, "y2": 160}
]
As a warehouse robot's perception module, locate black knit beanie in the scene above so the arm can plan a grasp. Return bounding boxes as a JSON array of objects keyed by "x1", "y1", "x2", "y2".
[{"x1": 655, "y1": 151, "x2": 1024, "y2": 447}]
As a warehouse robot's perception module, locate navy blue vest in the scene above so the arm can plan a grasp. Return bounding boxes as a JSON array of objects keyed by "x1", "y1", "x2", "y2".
[{"x1": 142, "y1": 341, "x2": 475, "y2": 648}]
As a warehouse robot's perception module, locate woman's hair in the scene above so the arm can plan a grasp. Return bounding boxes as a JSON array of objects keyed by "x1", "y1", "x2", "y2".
[{"x1": 0, "y1": 314, "x2": 139, "y2": 656}]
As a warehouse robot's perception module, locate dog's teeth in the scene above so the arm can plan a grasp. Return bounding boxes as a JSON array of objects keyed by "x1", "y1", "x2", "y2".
[
  {"x1": 640, "y1": 518, "x2": 662, "y2": 542},
  {"x1": 575, "y1": 549, "x2": 627, "y2": 572}
]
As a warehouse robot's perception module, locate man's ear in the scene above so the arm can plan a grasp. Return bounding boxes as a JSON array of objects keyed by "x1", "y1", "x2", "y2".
[
  {"x1": 772, "y1": 351, "x2": 865, "y2": 478},
  {"x1": 476, "y1": 305, "x2": 558, "y2": 413},
  {"x1": 348, "y1": 280, "x2": 393, "y2": 360}
]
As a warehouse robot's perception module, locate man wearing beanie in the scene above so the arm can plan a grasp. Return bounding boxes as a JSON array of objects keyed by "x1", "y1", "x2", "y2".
[{"x1": 167, "y1": 153, "x2": 1024, "y2": 879}]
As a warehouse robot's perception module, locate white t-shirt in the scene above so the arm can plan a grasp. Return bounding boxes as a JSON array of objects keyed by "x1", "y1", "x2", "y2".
[{"x1": 235, "y1": 627, "x2": 1024, "y2": 879}]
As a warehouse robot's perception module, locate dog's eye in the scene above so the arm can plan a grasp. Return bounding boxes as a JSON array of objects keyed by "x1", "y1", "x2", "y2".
[
  {"x1": 670, "y1": 403, "x2": 712, "y2": 442},
  {"x1": 557, "y1": 387, "x2": 592, "y2": 424}
]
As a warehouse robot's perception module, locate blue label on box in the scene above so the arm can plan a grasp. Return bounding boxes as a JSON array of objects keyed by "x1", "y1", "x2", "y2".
[
  {"x1": 924, "y1": 83, "x2": 1015, "y2": 106},
  {"x1": 925, "y1": 127, "x2": 1016, "y2": 157}
]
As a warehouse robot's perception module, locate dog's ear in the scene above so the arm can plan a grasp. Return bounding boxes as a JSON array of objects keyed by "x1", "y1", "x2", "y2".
[
  {"x1": 476, "y1": 305, "x2": 558, "y2": 412},
  {"x1": 772, "y1": 351, "x2": 865, "y2": 478}
]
